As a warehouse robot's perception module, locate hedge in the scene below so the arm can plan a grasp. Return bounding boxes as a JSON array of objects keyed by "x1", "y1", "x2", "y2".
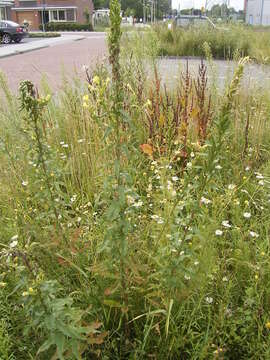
[
  {"x1": 40, "y1": 22, "x2": 93, "y2": 32},
  {"x1": 29, "y1": 32, "x2": 61, "y2": 38}
]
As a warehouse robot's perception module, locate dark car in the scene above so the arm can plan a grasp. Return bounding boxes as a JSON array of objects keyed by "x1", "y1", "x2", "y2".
[{"x1": 0, "y1": 20, "x2": 28, "y2": 44}]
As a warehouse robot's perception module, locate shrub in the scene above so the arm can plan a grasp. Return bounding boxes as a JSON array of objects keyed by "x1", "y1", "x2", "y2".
[
  {"x1": 29, "y1": 32, "x2": 61, "y2": 38},
  {"x1": 39, "y1": 22, "x2": 93, "y2": 32}
]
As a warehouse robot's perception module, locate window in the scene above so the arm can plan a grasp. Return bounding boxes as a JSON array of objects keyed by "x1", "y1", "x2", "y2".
[
  {"x1": 0, "y1": 7, "x2": 6, "y2": 21},
  {"x1": 66, "y1": 9, "x2": 75, "y2": 21},
  {"x1": 52, "y1": 10, "x2": 58, "y2": 21},
  {"x1": 49, "y1": 9, "x2": 75, "y2": 22},
  {"x1": 58, "y1": 10, "x2": 65, "y2": 21}
]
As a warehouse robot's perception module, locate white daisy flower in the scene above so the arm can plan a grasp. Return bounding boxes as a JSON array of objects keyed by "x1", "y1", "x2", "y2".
[
  {"x1": 243, "y1": 212, "x2": 251, "y2": 219},
  {"x1": 222, "y1": 220, "x2": 231, "y2": 228},
  {"x1": 10, "y1": 240, "x2": 18, "y2": 248},
  {"x1": 205, "y1": 296, "x2": 213, "y2": 304},
  {"x1": 201, "y1": 197, "x2": 211, "y2": 205},
  {"x1": 249, "y1": 231, "x2": 259, "y2": 238},
  {"x1": 133, "y1": 200, "x2": 143, "y2": 208},
  {"x1": 215, "y1": 230, "x2": 223, "y2": 236}
]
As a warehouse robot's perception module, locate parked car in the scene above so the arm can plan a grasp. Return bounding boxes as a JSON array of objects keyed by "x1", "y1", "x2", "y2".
[{"x1": 0, "y1": 20, "x2": 28, "y2": 44}]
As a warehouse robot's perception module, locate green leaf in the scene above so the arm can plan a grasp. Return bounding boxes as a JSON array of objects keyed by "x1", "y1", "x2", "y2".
[
  {"x1": 165, "y1": 299, "x2": 174, "y2": 338},
  {"x1": 57, "y1": 321, "x2": 82, "y2": 340},
  {"x1": 55, "y1": 333, "x2": 65, "y2": 359},
  {"x1": 103, "y1": 299, "x2": 122, "y2": 308},
  {"x1": 37, "y1": 338, "x2": 54, "y2": 354}
]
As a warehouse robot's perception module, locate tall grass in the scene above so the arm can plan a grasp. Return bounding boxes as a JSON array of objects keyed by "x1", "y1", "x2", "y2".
[
  {"x1": 154, "y1": 24, "x2": 270, "y2": 63},
  {"x1": 0, "y1": 10, "x2": 270, "y2": 360}
]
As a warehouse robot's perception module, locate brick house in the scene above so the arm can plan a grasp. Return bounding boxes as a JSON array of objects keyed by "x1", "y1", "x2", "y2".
[
  {"x1": 11, "y1": 0, "x2": 94, "y2": 30},
  {"x1": 0, "y1": 0, "x2": 13, "y2": 20}
]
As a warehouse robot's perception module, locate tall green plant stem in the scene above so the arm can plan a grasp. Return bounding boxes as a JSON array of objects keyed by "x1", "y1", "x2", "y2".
[{"x1": 108, "y1": 0, "x2": 129, "y2": 333}]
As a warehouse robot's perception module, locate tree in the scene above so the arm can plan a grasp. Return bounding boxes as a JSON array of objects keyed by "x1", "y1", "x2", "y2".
[
  {"x1": 93, "y1": 0, "x2": 172, "y2": 20},
  {"x1": 210, "y1": 4, "x2": 221, "y2": 18},
  {"x1": 93, "y1": 0, "x2": 110, "y2": 9}
]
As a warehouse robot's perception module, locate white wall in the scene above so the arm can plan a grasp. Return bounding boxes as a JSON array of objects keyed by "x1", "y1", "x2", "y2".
[
  {"x1": 261, "y1": 0, "x2": 270, "y2": 25},
  {"x1": 246, "y1": 0, "x2": 270, "y2": 25}
]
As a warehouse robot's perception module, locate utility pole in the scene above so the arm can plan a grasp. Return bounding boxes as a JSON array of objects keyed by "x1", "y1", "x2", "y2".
[
  {"x1": 260, "y1": 0, "x2": 265, "y2": 24},
  {"x1": 42, "y1": 0, "x2": 45, "y2": 32},
  {"x1": 143, "y1": 0, "x2": 146, "y2": 23}
]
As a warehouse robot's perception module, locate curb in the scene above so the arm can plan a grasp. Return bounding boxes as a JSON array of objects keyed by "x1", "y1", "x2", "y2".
[{"x1": 0, "y1": 36, "x2": 86, "y2": 59}]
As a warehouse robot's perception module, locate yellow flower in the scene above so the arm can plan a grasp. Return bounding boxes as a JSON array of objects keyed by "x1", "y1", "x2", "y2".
[
  {"x1": 243, "y1": 176, "x2": 247, "y2": 180},
  {"x1": 45, "y1": 94, "x2": 51, "y2": 102},
  {"x1": 255, "y1": 274, "x2": 259, "y2": 280},
  {"x1": 145, "y1": 99, "x2": 151, "y2": 107},
  {"x1": 83, "y1": 102, "x2": 89, "y2": 108},
  {"x1": 28, "y1": 287, "x2": 34, "y2": 294},
  {"x1": 261, "y1": 251, "x2": 265, "y2": 256},
  {"x1": 93, "y1": 75, "x2": 100, "y2": 85},
  {"x1": 83, "y1": 94, "x2": 89, "y2": 102},
  {"x1": 0, "y1": 282, "x2": 6, "y2": 288},
  {"x1": 244, "y1": 200, "x2": 249, "y2": 205},
  {"x1": 266, "y1": 322, "x2": 270, "y2": 329},
  {"x1": 22, "y1": 291, "x2": 28, "y2": 297}
]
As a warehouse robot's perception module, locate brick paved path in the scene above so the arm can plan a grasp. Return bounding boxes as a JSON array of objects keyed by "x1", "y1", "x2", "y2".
[{"x1": 0, "y1": 33, "x2": 107, "y2": 93}]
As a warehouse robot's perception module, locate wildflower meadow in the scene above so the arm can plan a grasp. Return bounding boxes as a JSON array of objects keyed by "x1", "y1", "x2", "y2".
[{"x1": 1, "y1": 1, "x2": 270, "y2": 359}]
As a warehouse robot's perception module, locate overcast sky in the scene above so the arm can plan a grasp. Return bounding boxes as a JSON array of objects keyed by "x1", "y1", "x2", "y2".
[{"x1": 172, "y1": 0, "x2": 244, "y2": 10}]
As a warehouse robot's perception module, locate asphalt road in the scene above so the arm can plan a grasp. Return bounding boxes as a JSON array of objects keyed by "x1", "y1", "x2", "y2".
[
  {"x1": 0, "y1": 32, "x2": 107, "y2": 93},
  {"x1": 156, "y1": 57, "x2": 270, "y2": 91},
  {"x1": 1, "y1": 33, "x2": 270, "y2": 94}
]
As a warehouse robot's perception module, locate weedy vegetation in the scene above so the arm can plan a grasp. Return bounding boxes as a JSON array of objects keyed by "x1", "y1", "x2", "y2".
[
  {"x1": 151, "y1": 23, "x2": 270, "y2": 64},
  {"x1": 1, "y1": 1, "x2": 270, "y2": 359}
]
